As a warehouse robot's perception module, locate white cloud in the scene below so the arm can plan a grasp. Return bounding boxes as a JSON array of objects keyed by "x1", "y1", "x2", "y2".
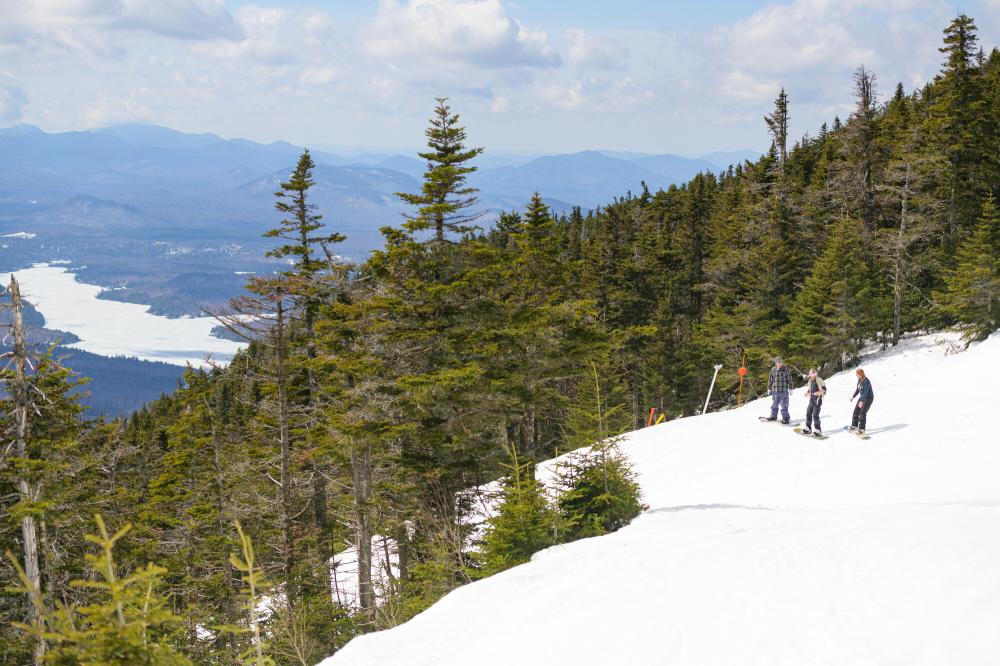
[
  {"x1": 299, "y1": 66, "x2": 340, "y2": 85},
  {"x1": 705, "y1": 0, "x2": 956, "y2": 145},
  {"x1": 0, "y1": 0, "x2": 243, "y2": 54},
  {"x1": 194, "y1": 6, "x2": 336, "y2": 65},
  {"x1": 538, "y1": 81, "x2": 585, "y2": 110},
  {"x1": 0, "y1": 73, "x2": 28, "y2": 122},
  {"x1": 115, "y1": 0, "x2": 244, "y2": 41},
  {"x1": 364, "y1": 0, "x2": 560, "y2": 68},
  {"x1": 1, "y1": 0, "x2": 998, "y2": 154},
  {"x1": 565, "y1": 29, "x2": 627, "y2": 69},
  {"x1": 720, "y1": 70, "x2": 780, "y2": 104},
  {"x1": 82, "y1": 94, "x2": 157, "y2": 128}
]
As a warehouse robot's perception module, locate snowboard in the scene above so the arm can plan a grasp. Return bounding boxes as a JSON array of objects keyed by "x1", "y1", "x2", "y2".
[
  {"x1": 759, "y1": 416, "x2": 792, "y2": 426},
  {"x1": 842, "y1": 426, "x2": 871, "y2": 440},
  {"x1": 793, "y1": 427, "x2": 828, "y2": 440}
]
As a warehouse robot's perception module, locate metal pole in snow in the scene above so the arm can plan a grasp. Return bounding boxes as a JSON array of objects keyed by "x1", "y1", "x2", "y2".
[{"x1": 703, "y1": 364, "x2": 723, "y2": 415}]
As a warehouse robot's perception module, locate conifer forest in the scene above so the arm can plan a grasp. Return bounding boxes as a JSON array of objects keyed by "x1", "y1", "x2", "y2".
[{"x1": 3, "y1": 14, "x2": 1000, "y2": 665}]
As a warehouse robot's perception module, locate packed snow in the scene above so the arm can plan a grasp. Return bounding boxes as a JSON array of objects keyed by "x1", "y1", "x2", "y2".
[
  {"x1": 1, "y1": 263, "x2": 244, "y2": 367},
  {"x1": 323, "y1": 331, "x2": 1000, "y2": 666}
]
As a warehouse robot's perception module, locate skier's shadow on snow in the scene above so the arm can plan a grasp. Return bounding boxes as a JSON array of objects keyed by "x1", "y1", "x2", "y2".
[{"x1": 859, "y1": 423, "x2": 909, "y2": 435}]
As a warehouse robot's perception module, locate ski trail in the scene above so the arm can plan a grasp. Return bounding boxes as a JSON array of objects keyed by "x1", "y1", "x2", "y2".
[{"x1": 324, "y1": 332, "x2": 1000, "y2": 666}]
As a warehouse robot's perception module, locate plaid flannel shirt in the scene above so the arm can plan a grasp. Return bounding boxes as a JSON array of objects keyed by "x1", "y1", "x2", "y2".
[{"x1": 768, "y1": 365, "x2": 794, "y2": 393}]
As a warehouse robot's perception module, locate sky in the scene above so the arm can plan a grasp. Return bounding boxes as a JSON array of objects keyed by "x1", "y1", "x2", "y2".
[{"x1": 2, "y1": 0, "x2": 1000, "y2": 155}]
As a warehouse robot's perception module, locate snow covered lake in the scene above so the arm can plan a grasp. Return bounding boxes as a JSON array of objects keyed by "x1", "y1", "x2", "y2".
[{"x1": 1, "y1": 263, "x2": 244, "y2": 367}]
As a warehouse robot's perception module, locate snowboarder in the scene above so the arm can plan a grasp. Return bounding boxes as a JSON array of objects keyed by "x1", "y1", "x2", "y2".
[
  {"x1": 801, "y1": 368, "x2": 827, "y2": 436},
  {"x1": 849, "y1": 368, "x2": 874, "y2": 433},
  {"x1": 765, "y1": 356, "x2": 793, "y2": 424}
]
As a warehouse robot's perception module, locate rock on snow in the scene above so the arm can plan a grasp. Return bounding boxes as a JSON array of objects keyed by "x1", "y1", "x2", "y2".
[{"x1": 321, "y1": 331, "x2": 1000, "y2": 666}]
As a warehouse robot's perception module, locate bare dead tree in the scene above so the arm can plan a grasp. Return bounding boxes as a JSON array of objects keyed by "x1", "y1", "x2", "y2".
[
  {"x1": 213, "y1": 276, "x2": 300, "y2": 608},
  {"x1": 876, "y1": 127, "x2": 948, "y2": 344},
  {"x1": 2, "y1": 276, "x2": 44, "y2": 664}
]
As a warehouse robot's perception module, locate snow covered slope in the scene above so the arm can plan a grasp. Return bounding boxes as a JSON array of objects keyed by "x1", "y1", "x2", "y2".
[{"x1": 322, "y1": 332, "x2": 1000, "y2": 666}]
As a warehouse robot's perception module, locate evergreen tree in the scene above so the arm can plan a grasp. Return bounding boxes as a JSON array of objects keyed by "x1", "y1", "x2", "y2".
[
  {"x1": 776, "y1": 217, "x2": 875, "y2": 369},
  {"x1": 555, "y1": 439, "x2": 643, "y2": 542},
  {"x1": 396, "y1": 98, "x2": 485, "y2": 242},
  {"x1": 937, "y1": 194, "x2": 1000, "y2": 342},
  {"x1": 477, "y1": 450, "x2": 560, "y2": 576},
  {"x1": 8, "y1": 515, "x2": 191, "y2": 665},
  {"x1": 927, "y1": 14, "x2": 988, "y2": 243},
  {"x1": 266, "y1": 150, "x2": 345, "y2": 279},
  {"x1": 765, "y1": 88, "x2": 790, "y2": 165}
]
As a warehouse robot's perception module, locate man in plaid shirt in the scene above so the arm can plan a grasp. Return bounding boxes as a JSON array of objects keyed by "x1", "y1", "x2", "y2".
[{"x1": 765, "y1": 356, "x2": 794, "y2": 424}]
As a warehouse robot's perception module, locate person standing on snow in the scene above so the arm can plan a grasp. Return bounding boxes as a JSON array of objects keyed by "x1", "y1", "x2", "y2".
[
  {"x1": 765, "y1": 356, "x2": 793, "y2": 424},
  {"x1": 802, "y1": 368, "x2": 827, "y2": 436},
  {"x1": 849, "y1": 368, "x2": 874, "y2": 433}
]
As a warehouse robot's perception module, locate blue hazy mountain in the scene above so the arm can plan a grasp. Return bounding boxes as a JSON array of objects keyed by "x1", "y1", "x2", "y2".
[
  {"x1": 698, "y1": 150, "x2": 762, "y2": 170},
  {"x1": 0, "y1": 122, "x2": 754, "y2": 253},
  {"x1": 472, "y1": 150, "x2": 707, "y2": 209},
  {"x1": 94, "y1": 123, "x2": 224, "y2": 149}
]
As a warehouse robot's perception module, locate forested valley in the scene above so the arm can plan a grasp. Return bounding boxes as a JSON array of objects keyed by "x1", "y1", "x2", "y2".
[{"x1": 2, "y1": 15, "x2": 1000, "y2": 665}]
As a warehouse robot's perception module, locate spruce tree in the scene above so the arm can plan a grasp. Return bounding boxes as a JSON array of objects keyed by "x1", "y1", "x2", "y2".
[
  {"x1": 477, "y1": 451, "x2": 560, "y2": 576},
  {"x1": 266, "y1": 150, "x2": 344, "y2": 279},
  {"x1": 928, "y1": 14, "x2": 988, "y2": 242},
  {"x1": 938, "y1": 194, "x2": 1000, "y2": 342},
  {"x1": 396, "y1": 98, "x2": 485, "y2": 242},
  {"x1": 8, "y1": 515, "x2": 191, "y2": 665},
  {"x1": 776, "y1": 217, "x2": 874, "y2": 369},
  {"x1": 764, "y1": 88, "x2": 790, "y2": 165}
]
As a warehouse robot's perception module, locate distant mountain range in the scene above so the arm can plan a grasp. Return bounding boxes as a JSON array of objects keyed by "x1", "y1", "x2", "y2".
[
  {"x1": 0, "y1": 121, "x2": 761, "y2": 349},
  {"x1": 0, "y1": 124, "x2": 757, "y2": 284},
  {"x1": 0, "y1": 122, "x2": 760, "y2": 262}
]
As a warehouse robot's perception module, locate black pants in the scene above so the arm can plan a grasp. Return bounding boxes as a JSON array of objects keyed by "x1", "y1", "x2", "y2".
[
  {"x1": 806, "y1": 398, "x2": 822, "y2": 431},
  {"x1": 852, "y1": 399, "x2": 873, "y2": 430}
]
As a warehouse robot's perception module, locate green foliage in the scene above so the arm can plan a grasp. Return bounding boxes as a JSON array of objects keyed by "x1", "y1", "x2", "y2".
[
  {"x1": 396, "y1": 97, "x2": 485, "y2": 241},
  {"x1": 477, "y1": 450, "x2": 561, "y2": 577},
  {"x1": 563, "y1": 359, "x2": 632, "y2": 452},
  {"x1": 6, "y1": 16, "x2": 1000, "y2": 658},
  {"x1": 937, "y1": 194, "x2": 1000, "y2": 342},
  {"x1": 221, "y1": 522, "x2": 274, "y2": 666},
  {"x1": 7, "y1": 515, "x2": 191, "y2": 665},
  {"x1": 776, "y1": 217, "x2": 877, "y2": 369},
  {"x1": 266, "y1": 149, "x2": 345, "y2": 277},
  {"x1": 555, "y1": 439, "x2": 644, "y2": 541}
]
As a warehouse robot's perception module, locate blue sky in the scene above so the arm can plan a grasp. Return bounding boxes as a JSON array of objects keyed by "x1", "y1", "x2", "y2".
[{"x1": 2, "y1": 1, "x2": 999, "y2": 155}]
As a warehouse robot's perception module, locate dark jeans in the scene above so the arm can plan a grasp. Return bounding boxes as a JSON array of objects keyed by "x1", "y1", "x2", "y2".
[
  {"x1": 770, "y1": 391, "x2": 790, "y2": 421},
  {"x1": 806, "y1": 398, "x2": 823, "y2": 431},
  {"x1": 852, "y1": 398, "x2": 873, "y2": 430}
]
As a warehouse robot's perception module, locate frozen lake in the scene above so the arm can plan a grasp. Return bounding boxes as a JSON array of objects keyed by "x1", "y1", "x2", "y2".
[{"x1": 1, "y1": 263, "x2": 245, "y2": 367}]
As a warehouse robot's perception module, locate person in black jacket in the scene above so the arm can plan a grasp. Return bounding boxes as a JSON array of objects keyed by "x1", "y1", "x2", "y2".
[{"x1": 849, "y1": 368, "x2": 874, "y2": 433}]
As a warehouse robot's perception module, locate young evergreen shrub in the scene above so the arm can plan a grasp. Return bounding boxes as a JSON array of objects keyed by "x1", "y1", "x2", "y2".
[
  {"x1": 555, "y1": 439, "x2": 644, "y2": 542},
  {"x1": 7, "y1": 514, "x2": 191, "y2": 665},
  {"x1": 477, "y1": 451, "x2": 561, "y2": 577},
  {"x1": 220, "y1": 521, "x2": 275, "y2": 666}
]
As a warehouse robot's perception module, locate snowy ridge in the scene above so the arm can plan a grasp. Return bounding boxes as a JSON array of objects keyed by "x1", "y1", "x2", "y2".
[{"x1": 322, "y1": 331, "x2": 1000, "y2": 666}]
